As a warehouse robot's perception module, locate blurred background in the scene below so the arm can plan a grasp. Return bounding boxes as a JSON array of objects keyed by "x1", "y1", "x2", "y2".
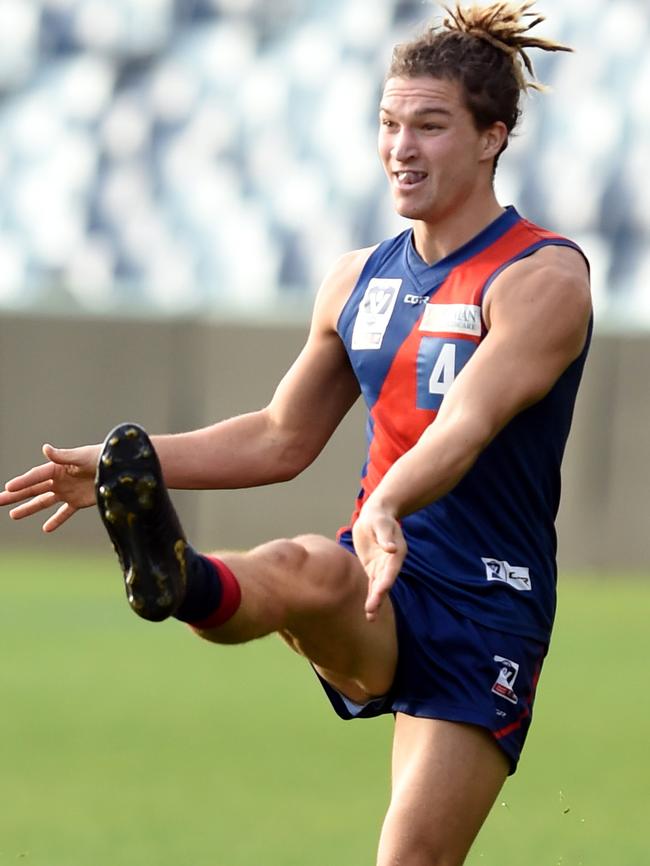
[
  {"x1": 1, "y1": 0, "x2": 649, "y2": 563},
  {"x1": 1, "y1": 0, "x2": 649, "y2": 319}
]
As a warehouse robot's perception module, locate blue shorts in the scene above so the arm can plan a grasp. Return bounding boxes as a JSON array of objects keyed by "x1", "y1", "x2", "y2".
[{"x1": 316, "y1": 568, "x2": 547, "y2": 774}]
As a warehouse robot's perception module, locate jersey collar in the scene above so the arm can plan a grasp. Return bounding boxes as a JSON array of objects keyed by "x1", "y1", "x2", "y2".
[{"x1": 405, "y1": 205, "x2": 522, "y2": 289}]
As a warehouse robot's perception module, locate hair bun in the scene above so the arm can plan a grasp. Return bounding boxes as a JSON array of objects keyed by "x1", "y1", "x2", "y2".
[{"x1": 442, "y1": 2, "x2": 572, "y2": 91}]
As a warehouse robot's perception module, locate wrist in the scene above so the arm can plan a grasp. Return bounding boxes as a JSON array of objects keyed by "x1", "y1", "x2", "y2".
[{"x1": 362, "y1": 491, "x2": 400, "y2": 520}]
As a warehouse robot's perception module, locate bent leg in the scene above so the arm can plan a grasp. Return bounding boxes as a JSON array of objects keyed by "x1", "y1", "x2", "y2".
[
  {"x1": 195, "y1": 535, "x2": 398, "y2": 704},
  {"x1": 377, "y1": 714, "x2": 509, "y2": 866},
  {"x1": 94, "y1": 424, "x2": 396, "y2": 705}
]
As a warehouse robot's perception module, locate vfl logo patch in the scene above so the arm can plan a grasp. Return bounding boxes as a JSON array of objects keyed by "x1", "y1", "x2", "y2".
[
  {"x1": 482, "y1": 558, "x2": 532, "y2": 592},
  {"x1": 351, "y1": 278, "x2": 402, "y2": 350},
  {"x1": 420, "y1": 303, "x2": 482, "y2": 336},
  {"x1": 492, "y1": 656, "x2": 520, "y2": 705}
]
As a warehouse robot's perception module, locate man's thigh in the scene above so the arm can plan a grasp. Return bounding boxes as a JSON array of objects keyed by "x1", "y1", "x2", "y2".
[
  {"x1": 280, "y1": 533, "x2": 399, "y2": 703},
  {"x1": 378, "y1": 715, "x2": 509, "y2": 866},
  {"x1": 212, "y1": 533, "x2": 398, "y2": 703}
]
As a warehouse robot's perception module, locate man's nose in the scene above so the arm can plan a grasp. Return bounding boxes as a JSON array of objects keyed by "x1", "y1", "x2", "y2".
[{"x1": 392, "y1": 127, "x2": 418, "y2": 161}]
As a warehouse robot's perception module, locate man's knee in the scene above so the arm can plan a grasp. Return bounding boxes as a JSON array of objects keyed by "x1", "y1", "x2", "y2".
[
  {"x1": 251, "y1": 536, "x2": 310, "y2": 574},
  {"x1": 293, "y1": 533, "x2": 363, "y2": 608},
  {"x1": 251, "y1": 534, "x2": 361, "y2": 613}
]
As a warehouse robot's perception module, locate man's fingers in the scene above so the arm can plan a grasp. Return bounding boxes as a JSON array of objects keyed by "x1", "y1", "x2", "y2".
[
  {"x1": 353, "y1": 509, "x2": 407, "y2": 620},
  {"x1": 3, "y1": 446, "x2": 86, "y2": 494},
  {"x1": 378, "y1": 537, "x2": 398, "y2": 553},
  {"x1": 0, "y1": 480, "x2": 53, "y2": 506},
  {"x1": 365, "y1": 562, "x2": 398, "y2": 621},
  {"x1": 9, "y1": 491, "x2": 59, "y2": 520},
  {"x1": 365, "y1": 581, "x2": 389, "y2": 620},
  {"x1": 42, "y1": 443, "x2": 85, "y2": 466},
  {"x1": 4, "y1": 463, "x2": 55, "y2": 492},
  {"x1": 0, "y1": 488, "x2": 24, "y2": 506},
  {"x1": 365, "y1": 589, "x2": 383, "y2": 621},
  {"x1": 43, "y1": 503, "x2": 76, "y2": 533},
  {"x1": 373, "y1": 517, "x2": 399, "y2": 553}
]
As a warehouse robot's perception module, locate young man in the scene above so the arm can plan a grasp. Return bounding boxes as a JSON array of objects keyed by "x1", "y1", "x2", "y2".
[{"x1": 0, "y1": 4, "x2": 591, "y2": 864}]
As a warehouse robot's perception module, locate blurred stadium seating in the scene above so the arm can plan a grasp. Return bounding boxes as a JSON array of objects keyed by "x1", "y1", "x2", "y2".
[{"x1": 0, "y1": 0, "x2": 648, "y2": 321}]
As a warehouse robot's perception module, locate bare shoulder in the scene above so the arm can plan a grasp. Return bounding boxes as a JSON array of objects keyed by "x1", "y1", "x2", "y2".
[
  {"x1": 484, "y1": 244, "x2": 592, "y2": 341},
  {"x1": 312, "y1": 245, "x2": 378, "y2": 331},
  {"x1": 325, "y1": 245, "x2": 379, "y2": 283}
]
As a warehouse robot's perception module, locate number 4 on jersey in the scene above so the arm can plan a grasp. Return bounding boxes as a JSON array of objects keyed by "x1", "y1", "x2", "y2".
[
  {"x1": 416, "y1": 337, "x2": 477, "y2": 410},
  {"x1": 428, "y1": 342, "x2": 457, "y2": 396}
]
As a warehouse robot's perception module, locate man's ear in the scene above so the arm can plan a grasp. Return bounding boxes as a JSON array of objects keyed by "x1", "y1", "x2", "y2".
[{"x1": 481, "y1": 121, "x2": 508, "y2": 162}]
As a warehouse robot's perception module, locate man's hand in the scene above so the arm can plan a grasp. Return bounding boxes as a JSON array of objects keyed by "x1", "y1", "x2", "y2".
[
  {"x1": 0, "y1": 443, "x2": 100, "y2": 532},
  {"x1": 352, "y1": 503, "x2": 407, "y2": 622}
]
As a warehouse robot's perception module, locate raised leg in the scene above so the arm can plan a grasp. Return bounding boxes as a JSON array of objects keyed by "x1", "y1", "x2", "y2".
[
  {"x1": 95, "y1": 422, "x2": 398, "y2": 704},
  {"x1": 198, "y1": 534, "x2": 397, "y2": 702}
]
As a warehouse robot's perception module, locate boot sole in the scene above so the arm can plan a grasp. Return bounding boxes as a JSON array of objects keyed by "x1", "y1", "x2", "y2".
[{"x1": 95, "y1": 423, "x2": 187, "y2": 622}]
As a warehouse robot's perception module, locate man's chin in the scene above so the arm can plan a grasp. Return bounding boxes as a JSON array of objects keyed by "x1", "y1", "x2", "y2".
[{"x1": 394, "y1": 202, "x2": 427, "y2": 221}]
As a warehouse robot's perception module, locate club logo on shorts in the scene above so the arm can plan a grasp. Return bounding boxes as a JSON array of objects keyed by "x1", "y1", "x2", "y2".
[
  {"x1": 351, "y1": 278, "x2": 402, "y2": 350},
  {"x1": 482, "y1": 557, "x2": 532, "y2": 592},
  {"x1": 492, "y1": 656, "x2": 520, "y2": 705}
]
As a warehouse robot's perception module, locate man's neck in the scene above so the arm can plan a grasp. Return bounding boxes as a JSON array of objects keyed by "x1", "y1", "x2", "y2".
[{"x1": 412, "y1": 195, "x2": 505, "y2": 266}]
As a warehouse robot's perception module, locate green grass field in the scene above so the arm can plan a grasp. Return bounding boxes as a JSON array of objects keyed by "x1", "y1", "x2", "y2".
[{"x1": 0, "y1": 551, "x2": 648, "y2": 865}]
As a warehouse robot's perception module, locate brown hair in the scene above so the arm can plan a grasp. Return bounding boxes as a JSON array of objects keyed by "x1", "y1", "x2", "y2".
[{"x1": 387, "y1": 2, "x2": 572, "y2": 165}]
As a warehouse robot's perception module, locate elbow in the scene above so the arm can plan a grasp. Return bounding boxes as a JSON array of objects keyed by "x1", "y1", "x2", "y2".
[
  {"x1": 267, "y1": 436, "x2": 321, "y2": 482},
  {"x1": 276, "y1": 441, "x2": 320, "y2": 481},
  {"x1": 260, "y1": 407, "x2": 327, "y2": 483},
  {"x1": 273, "y1": 460, "x2": 302, "y2": 483}
]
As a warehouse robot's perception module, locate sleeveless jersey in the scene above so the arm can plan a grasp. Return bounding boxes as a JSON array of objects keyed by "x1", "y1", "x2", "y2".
[{"x1": 337, "y1": 206, "x2": 591, "y2": 642}]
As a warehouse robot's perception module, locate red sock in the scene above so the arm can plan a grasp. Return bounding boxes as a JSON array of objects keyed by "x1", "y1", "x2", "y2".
[{"x1": 188, "y1": 557, "x2": 242, "y2": 630}]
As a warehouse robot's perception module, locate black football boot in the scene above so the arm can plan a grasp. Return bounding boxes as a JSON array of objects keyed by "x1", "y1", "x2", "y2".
[{"x1": 95, "y1": 423, "x2": 187, "y2": 622}]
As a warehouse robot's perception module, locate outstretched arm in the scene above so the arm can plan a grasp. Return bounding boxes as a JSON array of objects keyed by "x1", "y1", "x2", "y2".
[
  {"x1": 0, "y1": 247, "x2": 374, "y2": 532},
  {"x1": 353, "y1": 245, "x2": 592, "y2": 620}
]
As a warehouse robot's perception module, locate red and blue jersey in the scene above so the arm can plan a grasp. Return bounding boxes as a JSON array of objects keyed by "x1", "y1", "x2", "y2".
[{"x1": 337, "y1": 206, "x2": 590, "y2": 642}]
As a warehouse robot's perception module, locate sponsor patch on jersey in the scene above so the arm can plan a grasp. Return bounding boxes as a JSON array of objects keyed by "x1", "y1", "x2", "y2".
[
  {"x1": 419, "y1": 303, "x2": 482, "y2": 336},
  {"x1": 404, "y1": 293, "x2": 430, "y2": 305},
  {"x1": 492, "y1": 655, "x2": 520, "y2": 704},
  {"x1": 351, "y1": 278, "x2": 402, "y2": 350},
  {"x1": 482, "y1": 557, "x2": 532, "y2": 592}
]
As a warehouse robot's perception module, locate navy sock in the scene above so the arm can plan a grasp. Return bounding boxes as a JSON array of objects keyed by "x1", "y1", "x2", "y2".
[{"x1": 174, "y1": 547, "x2": 224, "y2": 624}]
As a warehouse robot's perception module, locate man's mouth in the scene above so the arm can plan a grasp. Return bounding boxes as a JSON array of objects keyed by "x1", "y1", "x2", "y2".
[{"x1": 394, "y1": 171, "x2": 428, "y2": 187}]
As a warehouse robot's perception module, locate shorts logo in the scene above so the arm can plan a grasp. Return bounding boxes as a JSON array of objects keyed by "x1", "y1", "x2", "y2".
[
  {"x1": 492, "y1": 656, "x2": 520, "y2": 704},
  {"x1": 419, "y1": 303, "x2": 482, "y2": 336},
  {"x1": 482, "y1": 557, "x2": 532, "y2": 592},
  {"x1": 351, "y1": 278, "x2": 402, "y2": 350}
]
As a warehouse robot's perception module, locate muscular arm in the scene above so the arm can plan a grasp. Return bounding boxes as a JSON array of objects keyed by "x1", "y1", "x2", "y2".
[
  {"x1": 0, "y1": 247, "x2": 375, "y2": 529},
  {"x1": 356, "y1": 245, "x2": 592, "y2": 617},
  {"x1": 154, "y1": 248, "x2": 376, "y2": 488},
  {"x1": 155, "y1": 314, "x2": 357, "y2": 488}
]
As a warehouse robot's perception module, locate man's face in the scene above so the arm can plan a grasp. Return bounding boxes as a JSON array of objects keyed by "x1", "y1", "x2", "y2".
[{"x1": 378, "y1": 76, "x2": 497, "y2": 223}]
